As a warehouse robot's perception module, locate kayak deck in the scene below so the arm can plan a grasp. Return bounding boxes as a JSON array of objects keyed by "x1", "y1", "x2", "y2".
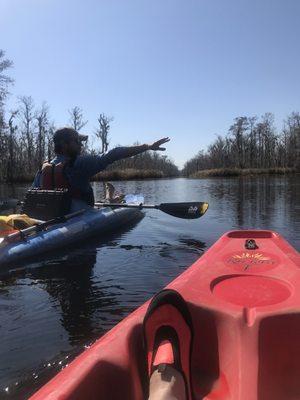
[{"x1": 30, "y1": 230, "x2": 300, "y2": 400}]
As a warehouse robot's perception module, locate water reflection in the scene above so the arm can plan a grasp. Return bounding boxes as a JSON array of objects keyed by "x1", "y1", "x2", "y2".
[
  {"x1": 9, "y1": 218, "x2": 144, "y2": 346},
  {"x1": 207, "y1": 176, "x2": 300, "y2": 235},
  {"x1": 27, "y1": 253, "x2": 100, "y2": 345},
  {"x1": 0, "y1": 176, "x2": 299, "y2": 399}
]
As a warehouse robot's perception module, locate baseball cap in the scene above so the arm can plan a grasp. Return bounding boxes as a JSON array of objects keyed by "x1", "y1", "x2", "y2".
[{"x1": 53, "y1": 127, "x2": 88, "y2": 144}]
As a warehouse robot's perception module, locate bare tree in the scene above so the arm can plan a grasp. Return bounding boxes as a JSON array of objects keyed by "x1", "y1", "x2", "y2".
[
  {"x1": 18, "y1": 96, "x2": 35, "y2": 172},
  {"x1": 248, "y1": 116, "x2": 257, "y2": 168},
  {"x1": 0, "y1": 50, "x2": 13, "y2": 181},
  {"x1": 95, "y1": 113, "x2": 113, "y2": 154},
  {"x1": 296, "y1": 128, "x2": 300, "y2": 170},
  {"x1": 7, "y1": 110, "x2": 19, "y2": 181},
  {"x1": 35, "y1": 102, "x2": 49, "y2": 166},
  {"x1": 68, "y1": 106, "x2": 88, "y2": 131},
  {"x1": 229, "y1": 117, "x2": 249, "y2": 169},
  {"x1": 46, "y1": 123, "x2": 55, "y2": 161},
  {"x1": 0, "y1": 50, "x2": 13, "y2": 121},
  {"x1": 182, "y1": 113, "x2": 299, "y2": 176},
  {"x1": 283, "y1": 112, "x2": 300, "y2": 169}
]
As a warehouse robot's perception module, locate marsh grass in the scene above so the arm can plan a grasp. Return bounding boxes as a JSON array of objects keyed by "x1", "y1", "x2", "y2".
[
  {"x1": 190, "y1": 167, "x2": 298, "y2": 178},
  {"x1": 93, "y1": 168, "x2": 165, "y2": 181}
]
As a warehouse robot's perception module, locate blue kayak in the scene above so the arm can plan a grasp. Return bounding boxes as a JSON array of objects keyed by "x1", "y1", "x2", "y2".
[{"x1": 0, "y1": 202, "x2": 143, "y2": 269}]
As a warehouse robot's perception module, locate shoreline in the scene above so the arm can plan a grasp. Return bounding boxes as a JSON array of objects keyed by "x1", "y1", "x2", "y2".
[
  {"x1": 187, "y1": 167, "x2": 298, "y2": 178},
  {"x1": 0, "y1": 168, "x2": 179, "y2": 184},
  {"x1": 1, "y1": 167, "x2": 299, "y2": 184},
  {"x1": 93, "y1": 168, "x2": 172, "y2": 181}
]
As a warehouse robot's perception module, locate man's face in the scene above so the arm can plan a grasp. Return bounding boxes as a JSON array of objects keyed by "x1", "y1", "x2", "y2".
[{"x1": 64, "y1": 134, "x2": 83, "y2": 157}]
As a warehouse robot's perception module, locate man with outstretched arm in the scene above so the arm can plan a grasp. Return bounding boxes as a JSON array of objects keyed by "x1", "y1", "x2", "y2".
[{"x1": 32, "y1": 127, "x2": 170, "y2": 210}]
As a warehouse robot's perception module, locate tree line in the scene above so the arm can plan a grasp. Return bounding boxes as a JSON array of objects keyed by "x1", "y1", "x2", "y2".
[
  {"x1": 0, "y1": 50, "x2": 179, "y2": 183},
  {"x1": 1, "y1": 49, "x2": 298, "y2": 182},
  {"x1": 182, "y1": 113, "x2": 300, "y2": 176}
]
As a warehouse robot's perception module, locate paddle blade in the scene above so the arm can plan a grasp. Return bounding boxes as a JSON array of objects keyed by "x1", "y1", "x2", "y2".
[
  {"x1": 0, "y1": 199, "x2": 20, "y2": 212},
  {"x1": 158, "y1": 202, "x2": 209, "y2": 219}
]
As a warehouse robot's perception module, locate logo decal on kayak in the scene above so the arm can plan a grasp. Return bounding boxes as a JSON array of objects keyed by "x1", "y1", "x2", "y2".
[
  {"x1": 188, "y1": 206, "x2": 198, "y2": 214},
  {"x1": 229, "y1": 252, "x2": 274, "y2": 264}
]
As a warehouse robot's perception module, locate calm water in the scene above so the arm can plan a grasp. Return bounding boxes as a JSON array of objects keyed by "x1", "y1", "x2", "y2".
[{"x1": 0, "y1": 176, "x2": 299, "y2": 399}]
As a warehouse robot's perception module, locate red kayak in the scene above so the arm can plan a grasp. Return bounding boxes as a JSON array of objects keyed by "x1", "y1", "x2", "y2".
[{"x1": 30, "y1": 230, "x2": 300, "y2": 400}]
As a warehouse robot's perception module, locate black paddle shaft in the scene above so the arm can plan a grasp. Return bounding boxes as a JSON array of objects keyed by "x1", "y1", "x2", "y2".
[{"x1": 95, "y1": 201, "x2": 209, "y2": 219}]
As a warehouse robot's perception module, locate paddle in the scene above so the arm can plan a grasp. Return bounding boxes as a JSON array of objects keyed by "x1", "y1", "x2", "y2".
[
  {"x1": 0, "y1": 197, "x2": 208, "y2": 219},
  {"x1": 95, "y1": 201, "x2": 209, "y2": 219}
]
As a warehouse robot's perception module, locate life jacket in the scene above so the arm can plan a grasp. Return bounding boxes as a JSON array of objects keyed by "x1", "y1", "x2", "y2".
[
  {"x1": 39, "y1": 160, "x2": 94, "y2": 206},
  {"x1": 40, "y1": 161, "x2": 69, "y2": 190}
]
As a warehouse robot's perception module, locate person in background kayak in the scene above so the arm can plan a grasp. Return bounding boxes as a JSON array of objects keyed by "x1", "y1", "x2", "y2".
[{"x1": 32, "y1": 127, "x2": 170, "y2": 211}]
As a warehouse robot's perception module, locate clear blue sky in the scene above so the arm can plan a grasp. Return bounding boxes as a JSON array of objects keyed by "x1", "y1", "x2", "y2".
[{"x1": 1, "y1": 0, "x2": 300, "y2": 168}]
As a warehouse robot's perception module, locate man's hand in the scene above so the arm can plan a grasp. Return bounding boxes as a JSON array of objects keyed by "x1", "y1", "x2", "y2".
[{"x1": 148, "y1": 137, "x2": 170, "y2": 151}]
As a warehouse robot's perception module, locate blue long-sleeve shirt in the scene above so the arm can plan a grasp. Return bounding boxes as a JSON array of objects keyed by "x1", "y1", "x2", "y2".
[{"x1": 33, "y1": 146, "x2": 147, "y2": 210}]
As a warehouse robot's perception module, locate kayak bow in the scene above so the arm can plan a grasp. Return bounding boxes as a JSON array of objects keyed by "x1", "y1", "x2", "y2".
[{"x1": 30, "y1": 230, "x2": 300, "y2": 400}]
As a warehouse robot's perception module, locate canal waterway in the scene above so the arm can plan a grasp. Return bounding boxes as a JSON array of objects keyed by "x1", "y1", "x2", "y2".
[{"x1": 0, "y1": 176, "x2": 299, "y2": 398}]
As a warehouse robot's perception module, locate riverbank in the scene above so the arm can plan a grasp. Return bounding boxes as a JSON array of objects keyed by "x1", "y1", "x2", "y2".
[
  {"x1": 3, "y1": 167, "x2": 299, "y2": 184},
  {"x1": 1, "y1": 168, "x2": 178, "y2": 184},
  {"x1": 188, "y1": 167, "x2": 298, "y2": 178},
  {"x1": 93, "y1": 168, "x2": 169, "y2": 181}
]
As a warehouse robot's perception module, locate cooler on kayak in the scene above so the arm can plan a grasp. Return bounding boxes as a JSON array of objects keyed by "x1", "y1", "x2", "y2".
[{"x1": 30, "y1": 230, "x2": 300, "y2": 400}]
